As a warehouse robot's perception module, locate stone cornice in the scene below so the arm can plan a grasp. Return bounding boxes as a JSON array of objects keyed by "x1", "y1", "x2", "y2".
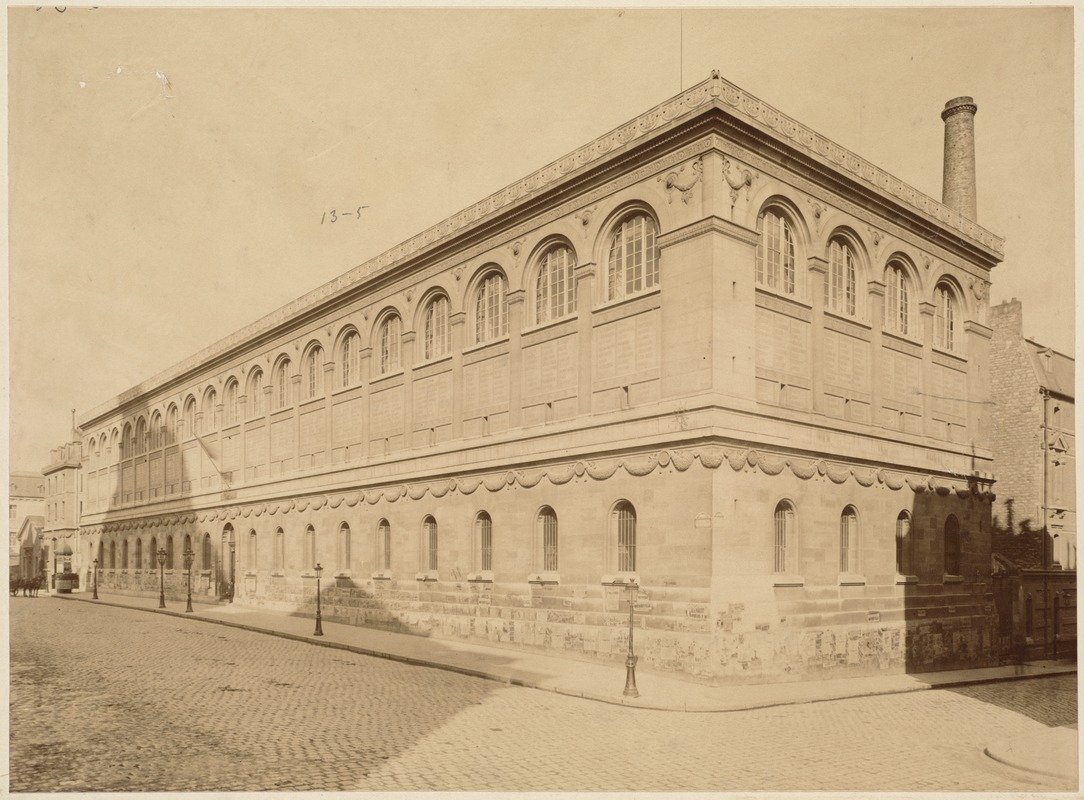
[
  {"x1": 78, "y1": 72, "x2": 1003, "y2": 428},
  {"x1": 657, "y1": 215, "x2": 759, "y2": 249}
]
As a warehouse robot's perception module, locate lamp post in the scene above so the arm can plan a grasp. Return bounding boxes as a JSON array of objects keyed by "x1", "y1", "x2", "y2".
[
  {"x1": 623, "y1": 581, "x2": 639, "y2": 698},
  {"x1": 184, "y1": 548, "x2": 195, "y2": 613},
  {"x1": 157, "y1": 547, "x2": 167, "y2": 609},
  {"x1": 228, "y1": 540, "x2": 236, "y2": 602},
  {"x1": 313, "y1": 563, "x2": 324, "y2": 637},
  {"x1": 51, "y1": 537, "x2": 57, "y2": 592},
  {"x1": 92, "y1": 558, "x2": 99, "y2": 600}
]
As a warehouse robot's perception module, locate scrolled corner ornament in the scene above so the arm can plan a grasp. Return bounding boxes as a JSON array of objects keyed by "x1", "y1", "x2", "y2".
[{"x1": 658, "y1": 156, "x2": 704, "y2": 205}]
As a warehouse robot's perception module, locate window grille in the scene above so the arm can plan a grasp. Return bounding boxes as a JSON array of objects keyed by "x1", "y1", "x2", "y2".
[
  {"x1": 540, "y1": 507, "x2": 558, "y2": 572},
  {"x1": 895, "y1": 512, "x2": 912, "y2": 574},
  {"x1": 109, "y1": 541, "x2": 116, "y2": 569},
  {"x1": 166, "y1": 536, "x2": 174, "y2": 570},
  {"x1": 935, "y1": 284, "x2": 956, "y2": 351},
  {"x1": 614, "y1": 501, "x2": 636, "y2": 572},
  {"x1": 135, "y1": 538, "x2": 142, "y2": 568},
  {"x1": 338, "y1": 523, "x2": 351, "y2": 572},
  {"x1": 307, "y1": 347, "x2": 323, "y2": 399},
  {"x1": 306, "y1": 525, "x2": 317, "y2": 570},
  {"x1": 886, "y1": 263, "x2": 910, "y2": 335},
  {"x1": 276, "y1": 362, "x2": 291, "y2": 409},
  {"x1": 149, "y1": 537, "x2": 157, "y2": 569},
  {"x1": 379, "y1": 519, "x2": 391, "y2": 570},
  {"x1": 773, "y1": 501, "x2": 794, "y2": 573},
  {"x1": 274, "y1": 529, "x2": 284, "y2": 572},
  {"x1": 424, "y1": 517, "x2": 438, "y2": 571},
  {"x1": 341, "y1": 333, "x2": 357, "y2": 386},
  {"x1": 477, "y1": 513, "x2": 493, "y2": 571},
  {"x1": 249, "y1": 370, "x2": 263, "y2": 415},
  {"x1": 839, "y1": 506, "x2": 858, "y2": 573}
]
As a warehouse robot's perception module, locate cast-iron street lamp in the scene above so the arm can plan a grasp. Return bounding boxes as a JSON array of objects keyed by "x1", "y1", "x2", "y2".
[
  {"x1": 157, "y1": 547, "x2": 167, "y2": 609},
  {"x1": 184, "y1": 548, "x2": 195, "y2": 613},
  {"x1": 623, "y1": 580, "x2": 639, "y2": 698},
  {"x1": 92, "y1": 557, "x2": 99, "y2": 600},
  {"x1": 51, "y1": 537, "x2": 57, "y2": 587},
  {"x1": 313, "y1": 562, "x2": 324, "y2": 637},
  {"x1": 228, "y1": 540, "x2": 236, "y2": 602}
]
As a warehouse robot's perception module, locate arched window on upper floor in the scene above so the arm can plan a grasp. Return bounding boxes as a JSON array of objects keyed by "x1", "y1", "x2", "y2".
[
  {"x1": 535, "y1": 244, "x2": 577, "y2": 324},
  {"x1": 826, "y1": 237, "x2": 858, "y2": 317},
  {"x1": 224, "y1": 380, "x2": 239, "y2": 426},
  {"x1": 606, "y1": 214, "x2": 658, "y2": 302},
  {"x1": 202, "y1": 533, "x2": 212, "y2": 570},
  {"x1": 934, "y1": 282, "x2": 960, "y2": 353},
  {"x1": 183, "y1": 397, "x2": 197, "y2": 438},
  {"x1": 757, "y1": 208, "x2": 797, "y2": 295},
  {"x1": 273, "y1": 528, "x2": 285, "y2": 572},
  {"x1": 135, "y1": 537, "x2": 143, "y2": 569},
  {"x1": 884, "y1": 261, "x2": 912, "y2": 337},
  {"x1": 248, "y1": 369, "x2": 264, "y2": 417},
  {"x1": 203, "y1": 388, "x2": 218, "y2": 433},
  {"x1": 423, "y1": 296, "x2": 450, "y2": 361},
  {"x1": 337, "y1": 523, "x2": 351, "y2": 573},
  {"x1": 379, "y1": 315, "x2": 402, "y2": 375},
  {"x1": 538, "y1": 506, "x2": 558, "y2": 572},
  {"x1": 134, "y1": 418, "x2": 147, "y2": 456},
  {"x1": 424, "y1": 515, "x2": 439, "y2": 571},
  {"x1": 613, "y1": 500, "x2": 637, "y2": 573},
  {"x1": 305, "y1": 346, "x2": 324, "y2": 400},
  {"x1": 166, "y1": 407, "x2": 178, "y2": 446},
  {"x1": 474, "y1": 272, "x2": 508, "y2": 344},
  {"x1": 305, "y1": 525, "x2": 317, "y2": 570},
  {"x1": 275, "y1": 360, "x2": 292, "y2": 410},
  {"x1": 149, "y1": 412, "x2": 162, "y2": 450},
  {"x1": 379, "y1": 518, "x2": 392, "y2": 571},
  {"x1": 475, "y1": 512, "x2": 493, "y2": 572},
  {"x1": 340, "y1": 331, "x2": 360, "y2": 387},
  {"x1": 121, "y1": 424, "x2": 134, "y2": 460}
]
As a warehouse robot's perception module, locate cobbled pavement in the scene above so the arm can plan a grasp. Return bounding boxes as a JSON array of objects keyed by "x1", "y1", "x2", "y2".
[{"x1": 8, "y1": 598, "x2": 1077, "y2": 792}]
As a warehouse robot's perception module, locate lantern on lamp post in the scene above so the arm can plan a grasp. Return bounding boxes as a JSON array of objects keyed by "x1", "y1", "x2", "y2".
[
  {"x1": 313, "y1": 563, "x2": 324, "y2": 637},
  {"x1": 183, "y1": 548, "x2": 195, "y2": 613},
  {"x1": 157, "y1": 547, "x2": 167, "y2": 609}
]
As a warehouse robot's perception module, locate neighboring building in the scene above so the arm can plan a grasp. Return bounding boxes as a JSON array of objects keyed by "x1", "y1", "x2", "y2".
[
  {"x1": 9, "y1": 471, "x2": 45, "y2": 580},
  {"x1": 68, "y1": 74, "x2": 1004, "y2": 684},
  {"x1": 43, "y1": 429, "x2": 84, "y2": 590},
  {"x1": 989, "y1": 298, "x2": 1076, "y2": 658}
]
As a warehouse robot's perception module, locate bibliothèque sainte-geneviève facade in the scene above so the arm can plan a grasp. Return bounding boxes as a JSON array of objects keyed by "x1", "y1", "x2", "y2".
[{"x1": 53, "y1": 73, "x2": 1005, "y2": 683}]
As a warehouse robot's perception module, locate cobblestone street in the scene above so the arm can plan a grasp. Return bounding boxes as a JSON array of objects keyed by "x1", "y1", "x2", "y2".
[{"x1": 9, "y1": 598, "x2": 1077, "y2": 792}]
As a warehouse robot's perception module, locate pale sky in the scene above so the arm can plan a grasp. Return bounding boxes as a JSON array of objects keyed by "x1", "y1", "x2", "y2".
[{"x1": 5, "y1": 5, "x2": 1076, "y2": 472}]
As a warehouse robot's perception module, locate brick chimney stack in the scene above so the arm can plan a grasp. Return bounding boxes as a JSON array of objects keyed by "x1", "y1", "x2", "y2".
[
  {"x1": 941, "y1": 96, "x2": 978, "y2": 220},
  {"x1": 989, "y1": 297, "x2": 1023, "y2": 336}
]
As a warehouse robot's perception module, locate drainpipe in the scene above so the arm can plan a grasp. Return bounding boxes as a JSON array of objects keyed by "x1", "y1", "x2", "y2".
[{"x1": 1041, "y1": 388, "x2": 1050, "y2": 658}]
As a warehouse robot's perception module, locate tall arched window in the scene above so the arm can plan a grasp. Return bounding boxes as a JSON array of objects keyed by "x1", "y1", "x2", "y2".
[
  {"x1": 134, "y1": 418, "x2": 147, "y2": 456},
  {"x1": 306, "y1": 346, "x2": 324, "y2": 399},
  {"x1": 379, "y1": 315, "x2": 402, "y2": 374},
  {"x1": 757, "y1": 209, "x2": 796, "y2": 294},
  {"x1": 338, "y1": 523, "x2": 351, "y2": 573},
  {"x1": 109, "y1": 540, "x2": 116, "y2": 569},
  {"x1": 122, "y1": 424, "x2": 134, "y2": 459},
  {"x1": 934, "y1": 282, "x2": 958, "y2": 352},
  {"x1": 423, "y1": 296, "x2": 450, "y2": 360},
  {"x1": 183, "y1": 398, "x2": 197, "y2": 438},
  {"x1": 424, "y1": 516, "x2": 438, "y2": 571},
  {"x1": 149, "y1": 536, "x2": 157, "y2": 569},
  {"x1": 274, "y1": 528, "x2": 285, "y2": 572},
  {"x1": 773, "y1": 500, "x2": 795, "y2": 574},
  {"x1": 885, "y1": 262, "x2": 911, "y2": 336},
  {"x1": 150, "y1": 412, "x2": 162, "y2": 450},
  {"x1": 305, "y1": 525, "x2": 317, "y2": 570},
  {"x1": 248, "y1": 530, "x2": 257, "y2": 570},
  {"x1": 535, "y1": 245, "x2": 577, "y2": 323},
  {"x1": 202, "y1": 533, "x2": 212, "y2": 570},
  {"x1": 224, "y1": 381, "x2": 239, "y2": 426},
  {"x1": 183, "y1": 534, "x2": 192, "y2": 564},
  {"x1": 248, "y1": 369, "x2": 264, "y2": 416},
  {"x1": 538, "y1": 506, "x2": 558, "y2": 572},
  {"x1": 614, "y1": 501, "x2": 637, "y2": 572},
  {"x1": 944, "y1": 515, "x2": 961, "y2": 576},
  {"x1": 203, "y1": 389, "x2": 218, "y2": 432},
  {"x1": 340, "y1": 331, "x2": 359, "y2": 387},
  {"x1": 895, "y1": 511, "x2": 913, "y2": 575},
  {"x1": 135, "y1": 538, "x2": 143, "y2": 568},
  {"x1": 166, "y1": 407, "x2": 178, "y2": 445},
  {"x1": 476, "y1": 512, "x2": 493, "y2": 572},
  {"x1": 839, "y1": 506, "x2": 858, "y2": 573},
  {"x1": 275, "y1": 361, "x2": 291, "y2": 409},
  {"x1": 122, "y1": 538, "x2": 129, "y2": 568},
  {"x1": 166, "y1": 535, "x2": 174, "y2": 570},
  {"x1": 379, "y1": 519, "x2": 391, "y2": 570},
  {"x1": 474, "y1": 273, "x2": 508, "y2": 344},
  {"x1": 826, "y1": 237, "x2": 858, "y2": 316},
  {"x1": 607, "y1": 214, "x2": 658, "y2": 301}
]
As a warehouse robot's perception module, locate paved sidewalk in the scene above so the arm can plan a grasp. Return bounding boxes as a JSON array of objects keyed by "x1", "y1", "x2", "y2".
[{"x1": 54, "y1": 590, "x2": 1076, "y2": 714}]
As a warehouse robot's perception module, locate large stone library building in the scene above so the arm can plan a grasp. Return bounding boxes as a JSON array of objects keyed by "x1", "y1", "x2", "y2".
[{"x1": 57, "y1": 73, "x2": 1005, "y2": 683}]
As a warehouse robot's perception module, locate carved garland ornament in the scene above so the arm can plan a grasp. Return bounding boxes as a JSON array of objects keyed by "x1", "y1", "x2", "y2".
[{"x1": 82, "y1": 446, "x2": 994, "y2": 536}]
